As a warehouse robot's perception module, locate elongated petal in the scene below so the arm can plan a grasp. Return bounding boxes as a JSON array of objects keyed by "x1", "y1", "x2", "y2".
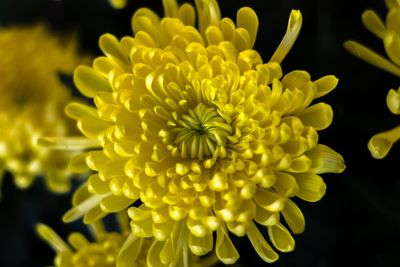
[
  {"x1": 147, "y1": 241, "x2": 168, "y2": 267},
  {"x1": 215, "y1": 226, "x2": 240, "y2": 264},
  {"x1": 246, "y1": 222, "x2": 279, "y2": 263},
  {"x1": 74, "y1": 66, "x2": 112, "y2": 97},
  {"x1": 294, "y1": 173, "x2": 326, "y2": 202},
  {"x1": 281, "y1": 199, "x2": 305, "y2": 234},
  {"x1": 237, "y1": 7, "x2": 258, "y2": 48},
  {"x1": 117, "y1": 234, "x2": 144, "y2": 267},
  {"x1": 344, "y1": 40, "x2": 400, "y2": 77},
  {"x1": 267, "y1": 223, "x2": 295, "y2": 252},
  {"x1": 270, "y1": 10, "x2": 302, "y2": 63},
  {"x1": 63, "y1": 193, "x2": 111, "y2": 222},
  {"x1": 37, "y1": 136, "x2": 100, "y2": 150},
  {"x1": 313, "y1": 75, "x2": 338, "y2": 99},
  {"x1": 306, "y1": 144, "x2": 345, "y2": 174},
  {"x1": 36, "y1": 224, "x2": 71, "y2": 252},
  {"x1": 362, "y1": 10, "x2": 386, "y2": 39}
]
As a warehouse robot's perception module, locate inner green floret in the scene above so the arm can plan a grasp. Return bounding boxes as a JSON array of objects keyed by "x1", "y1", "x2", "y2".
[{"x1": 172, "y1": 103, "x2": 232, "y2": 159}]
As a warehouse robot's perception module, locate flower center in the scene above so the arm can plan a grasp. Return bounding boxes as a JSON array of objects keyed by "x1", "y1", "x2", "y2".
[{"x1": 172, "y1": 103, "x2": 232, "y2": 160}]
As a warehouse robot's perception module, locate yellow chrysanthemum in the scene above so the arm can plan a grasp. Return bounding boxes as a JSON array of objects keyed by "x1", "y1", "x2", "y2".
[
  {"x1": 37, "y1": 214, "x2": 218, "y2": 267},
  {"x1": 0, "y1": 24, "x2": 86, "y2": 192},
  {"x1": 345, "y1": 0, "x2": 400, "y2": 159},
  {"x1": 58, "y1": 0, "x2": 344, "y2": 265}
]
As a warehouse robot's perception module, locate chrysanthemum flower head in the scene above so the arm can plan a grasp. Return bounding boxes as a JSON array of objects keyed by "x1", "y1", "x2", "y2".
[
  {"x1": 345, "y1": 1, "x2": 400, "y2": 159},
  {"x1": 61, "y1": 0, "x2": 344, "y2": 265},
  {"x1": 0, "y1": 24, "x2": 87, "y2": 192}
]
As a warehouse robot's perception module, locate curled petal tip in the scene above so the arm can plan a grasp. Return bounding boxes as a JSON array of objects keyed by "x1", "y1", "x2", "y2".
[{"x1": 270, "y1": 10, "x2": 302, "y2": 63}]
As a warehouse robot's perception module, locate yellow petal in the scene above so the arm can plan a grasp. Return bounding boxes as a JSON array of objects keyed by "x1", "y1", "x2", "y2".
[
  {"x1": 131, "y1": 219, "x2": 154, "y2": 238},
  {"x1": 188, "y1": 232, "x2": 213, "y2": 256},
  {"x1": 254, "y1": 187, "x2": 286, "y2": 212},
  {"x1": 384, "y1": 32, "x2": 400, "y2": 66},
  {"x1": 254, "y1": 204, "x2": 280, "y2": 226},
  {"x1": 215, "y1": 225, "x2": 240, "y2": 264},
  {"x1": 368, "y1": 126, "x2": 400, "y2": 159},
  {"x1": 147, "y1": 241, "x2": 168, "y2": 267},
  {"x1": 287, "y1": 155, "x2": 312, "y2": 173},
  {"x1": 344, "y1": 41, "x2": 400, "y2": 77},
  {"x1": 246, "y1": 222, "x2": 279, "y2": 263},
  {"x1": 36, "y1": 224, "x2": 70, "y2": 253},
  {"x1": 267, "y1": 223, "x2": 295, "y2": 252},
  {"x1": 195, "y1": 0, "x2": 221, "y2": 35},
  {"x1": 313, "y1": 75, "x2": 339, "y2": 99},
  {"x1": 297, "y1": 103, "x2": 333, "y2": 130},
  {"x1": 385, "y1": 0, "x2": 400, "y2": 10},
  {"x1": 273, "y1": 172, "x2": 299, "y2": 197},
  {"x1": 306, "y1": 144, "x2": 345, "y2": 174},
  {"x1": 88, "y1": 174, "x2": 109, "y2": 194},
  {"x1": 100, "y1": 195, "x2": 134, "y2": 212},
  {"x1": 386, "y1": 88, "x2": 400, "y2": 114},
  {"x1": 362, "y1": 10, "x2": 386, "y2": 39},
  {"x1": 237, "y1": 7, "x2": 258, "y2": 48},
  {"x1": 281, "y1": 199, "x2": 305, "y2": 234},
  {"x1": 67, "y1": 232, "x2": 89, "y2": 250},
  {"x1": 84, "y1": 206, "x2": 107, "y2": 224},
  {"x1": 270, "y1": 10, "x2": 302, "y2": 64},
  {"x1": 74, "y1": 65, "x2": 112, "y2": 98},
  {"x1": 386, "y1": 8, "x2": 400, "y2": 33},
  {"x1": 117, "y1": 234, "x2": 144, "y2": 267},
  {"x1": 65, "y1": 102, "x2": 98, "y2": 120},
  {"x1": 177, "y1": 4, "x2": 196, "y2": 26},
  {"x1": 63, "y1": 193, "x2": 110, "y2": 222},
  {"x1": 14, "y1": 173, "x2": 34, "y2": 189},
  {"x1": 294, "y1": 173, "x2": 326, "y2": 202},
  {"x1": 68, "y1": 153, "x2": 89, "y2": 173},
  {"x1": 99, "y1": 34, "x2": 130, "y2": 65},
  {"x1": 109, "y1": 0, "x2": 127, "y2": 9},
  {"x1": 37, "y1": 136, "x2": 100, "y2": 150},
  {"x1": 162, "y1": 0, "x2": 178, "y2": 17}
]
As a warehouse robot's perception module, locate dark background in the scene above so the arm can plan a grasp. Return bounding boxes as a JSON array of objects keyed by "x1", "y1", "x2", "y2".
[{"x1": 0, "y1": 0, "x2": 399, "y2": 266}]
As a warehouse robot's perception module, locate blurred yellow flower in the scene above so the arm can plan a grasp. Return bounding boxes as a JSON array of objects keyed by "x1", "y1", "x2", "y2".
[
  {"x1": 345, "y1": 0, "x2": 400, "y2": 159},
  {"x1": 37, "y1": 213, "x2": 219, "y2": 267},
  {"x1": 37, "y1": 219, "x2": 126, "y2": 267},
  {"x1": 0, "y1": 24, "x2": 86, "y2": 192},
  {"x1": 58, "y1": 0, "x2": 344, "y2": 265}
]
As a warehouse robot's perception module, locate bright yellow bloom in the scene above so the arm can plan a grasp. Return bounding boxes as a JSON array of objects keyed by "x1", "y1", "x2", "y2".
[
  {"x1": 60, "y1": 0, "x2": 344, "y2": 265},
  {"x1": 109, "y1": 0, "x2": 128, "y2": 9},
  {"x1": 345, "y1": 0, "x2": 400, "y2": 159},
  {"x1": 0, "y1": 24, "x2": 86, "y2": 192}
]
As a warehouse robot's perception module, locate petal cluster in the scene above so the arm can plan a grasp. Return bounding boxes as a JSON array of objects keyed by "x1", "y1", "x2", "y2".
[
  {"x1": 0, "y1": 25, "x2": 87, "y2": 192},
  {"x1": 37, "y1": 215, "x2": 217, "y2": 267},
  {"x1": 65, "y1": 0, "x2": 344, "y2": 265},
  {"x1": 345, "y1": 1, "x2": 400, "y2": 159},
  {"x1": 37, "y1": 221, "x2": 126, "y2": 267}
]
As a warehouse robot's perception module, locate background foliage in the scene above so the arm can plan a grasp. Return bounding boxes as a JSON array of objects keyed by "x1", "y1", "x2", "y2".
[{"x1": 0, "y1": 0, "x2": 399, "y2": 266}]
